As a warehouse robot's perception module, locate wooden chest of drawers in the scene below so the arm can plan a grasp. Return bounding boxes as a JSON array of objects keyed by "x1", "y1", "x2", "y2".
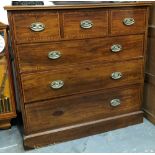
[{"x1": 5, "y1": 2, "x2": 151, "y2": 149}]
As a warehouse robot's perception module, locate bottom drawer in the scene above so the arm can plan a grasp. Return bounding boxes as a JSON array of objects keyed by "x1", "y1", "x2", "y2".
[{"x1": 25, "y1": 85, "x2": 142, "y2": 133}]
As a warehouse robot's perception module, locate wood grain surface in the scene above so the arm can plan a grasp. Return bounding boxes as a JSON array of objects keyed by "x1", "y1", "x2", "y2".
[
  {"x1": 21, "y1": 59, "x2": 143, "y2": 103},
  {"x1": 63, "y1": 9, "x2": 108, "y2": 39},
  {"x1": 12, "y1": 11, "x2": 61, "y2": 44},
  {"x1": 25, "y1": 85, "x2": 142, "y2": 134},
  {"x1": 17, "y1": 35, "x2": 144, "y2": 73},
  {"x1": 110, "y1": 8, "x2": 147, "y2": 36},
  {"x1": 24, "y1": 111, "x2": 143, "y2": 149}
]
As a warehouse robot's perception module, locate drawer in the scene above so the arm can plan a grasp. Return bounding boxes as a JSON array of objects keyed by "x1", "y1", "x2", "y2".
[
  {"x1": 12, "y1": 11, "x2": 60, "y2": 44},
  {"x1": 21, "y1": 59, "x2": 143, "y2": 103},
  {"x1": 110, "y1": 9, "x2": 146, "y2": 35},
  {"x1": 25, "y1": 86, "x2": 142, "y2": 133},
  {"x1": 17, "y1": 35, "x2": 144, "y2": 73},
  {"x1": 63, "y1": 9, "x2": 108, "y2": 39}
]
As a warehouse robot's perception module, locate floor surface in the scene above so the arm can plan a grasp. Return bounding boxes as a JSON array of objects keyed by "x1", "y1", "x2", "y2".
[{"x1": 0, "y1": 118, "x2": 155, "y2": 153}]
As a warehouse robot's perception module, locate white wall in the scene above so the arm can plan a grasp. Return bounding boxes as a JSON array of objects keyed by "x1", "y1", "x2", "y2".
[
  {"x1": 0, "y1": 0, "x2": 56, "y2": 24},
  {"x1": 0, "y1": 1, "x2": 11, "y2": 24}
]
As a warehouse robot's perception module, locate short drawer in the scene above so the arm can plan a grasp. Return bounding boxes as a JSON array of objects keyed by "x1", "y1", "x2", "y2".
[
  {"x1": 63, "y1": 9, "x2": 108, "y2": 39},
  {"x1": 21, "y1": 59, "x2": 143, "y2": 103},
  {"x1": 17, "y1": 35, "x2": 144, "y2": 73},
  {"x1": 110, "y1": 8, "x2": 146, "y2": 35},
  {"x1": 12, "y1": 11, "x2": 60, "y2": 43},
  {"x1": 25, "y1": 86, "x2": 142, "y2": 133}
]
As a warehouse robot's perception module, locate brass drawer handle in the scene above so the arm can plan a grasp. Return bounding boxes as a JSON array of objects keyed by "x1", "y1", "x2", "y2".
[
  {"x1": 111, "y1": 72, "x2": 122, "y2": 80},
  {"x1": 111, "y1": 44, "x2": 122, "y2": 53},
  {"x1": 123, "y1": 18, "x2": 135, "y2": 26},
  {"x1": 80, "y1": 20, "x2": 93, "y2": 29},
  {"x1": 48, "y1": 51, "x2": 61, "y2": 60},
  {"x1": 30, "y1": 22, "x2": 45, "y2": 32},
  {"x1": 50, "y1": 80, "x2": 64, "y2": 89},
  {"x1": 110, "y1": 99, "x2": 121, "y2": 107}
]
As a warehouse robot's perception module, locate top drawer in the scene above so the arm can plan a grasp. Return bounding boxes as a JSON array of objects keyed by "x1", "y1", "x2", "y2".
[
  {"x1": 63, "y1": 9, "x2": 108, "y2": 39},
  {"x1": 110, "y1": 8, "x2": 147, "y2": 35},
  {"x1": 12, "y1": 11, "x2": 60, "y2": 44}
]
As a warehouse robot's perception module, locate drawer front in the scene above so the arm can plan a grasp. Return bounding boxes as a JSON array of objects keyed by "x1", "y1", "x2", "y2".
[
  {"x1": 110, "y1": 9, "x2": 146, "y2": 35},
  {"x1": 12, "y1": 11, "x2": 60, "y2": 43},
  {"x1": 63, "y1": 10, "x2": 108, "y2": 39},
  {"x1": 25, "y1": 86, "x2": 142, "y2": 133},
  {"x1": 17, "y1": 35, "x2": 144, "y2": 73},
  {"x1": 21, "y1": 59, "x2": 143, "y2": 103}
]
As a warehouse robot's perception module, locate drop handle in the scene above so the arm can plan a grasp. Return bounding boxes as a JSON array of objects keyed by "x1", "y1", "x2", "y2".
[
  {"x1": 80, "y1": 20, "x2": 93, "y2": 29},
  {"x1": 111, "y1": 72, "x2": 122, "y2": 80},
  {"x1": 50, "y1": 80, "x2": 64, "y2": 89},
  {"x1": 30, "y1": 22, "x2": 45, "y2": 32},
  {"x1": 123, "y1": 18, "x2": 135, "y2": 26},
  {"x1": 48, "y1": 51, "x2": 61, "y2": 60},
  {"x1": 111, "y1": 44, "x2": 122, "y2": 53},
  {"x1": 110, "y1": 99, "x2": 121, "y2": 107}
]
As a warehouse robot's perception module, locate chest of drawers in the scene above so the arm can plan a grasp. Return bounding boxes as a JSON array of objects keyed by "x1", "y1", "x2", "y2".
[{"x1": 5, "y1": 2, "x2": 151, "y2": 149}]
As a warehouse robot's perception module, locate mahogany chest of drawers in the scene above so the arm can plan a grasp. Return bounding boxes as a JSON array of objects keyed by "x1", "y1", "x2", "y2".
[{"x1": 5, "y1": 2, "x2": 151, "y2": 149}]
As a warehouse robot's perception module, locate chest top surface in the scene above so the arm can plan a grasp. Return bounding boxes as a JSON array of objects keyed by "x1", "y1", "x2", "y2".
[{"x1": 4, "y1": 1, "x2": 152, "y2": 11}]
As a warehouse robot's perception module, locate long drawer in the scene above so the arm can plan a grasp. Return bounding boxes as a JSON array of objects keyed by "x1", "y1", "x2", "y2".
[
  {"x1": 21, "y1": 59, "x2": 143, "y2": 103},
  {"x1": 25, "y1": 85, "x2": 142, "y2": 133},
  {"x1": 17, "y1": 35, "x2": 144, "y2": 73}
]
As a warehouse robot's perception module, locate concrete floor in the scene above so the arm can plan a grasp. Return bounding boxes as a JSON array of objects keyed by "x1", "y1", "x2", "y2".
[{"x1": 0, "y1": 118, "x2": 155, "y2": 153}]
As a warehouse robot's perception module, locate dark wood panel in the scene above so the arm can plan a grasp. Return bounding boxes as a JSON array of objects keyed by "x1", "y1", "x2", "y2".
[
  {"x1": 146, "y1": 27, "x2": 155, "y2": 75},
  {"x1": 25, "y1": 85, "x2": 142, "y2": 133},
  {"x1": 21, "y1": 59, "x2": 144, "y2": 103},
  {"x1": 63, "y1": 9, "x2": 108, "y2": 39},
  {"x1": 144, "y1": 81, "x2": 155, "y2": 124},
  {"x1": 110, "y1": 8, "x2": 147, "y2": 35},
  {"x1": 12, "y1": 11, "x2": 61, "y2": 43},
  {"x1": 17, "y1": 35, "x2": 144, "y2": 73},
  {"x1": 144, "y1": 81, "x2": 155, "y2": 113},
  {"x1": 24, "y1": 111, "x2": 143, "y2": 149},
  {"x1": 149, "y1": 2, "x2": 155, "y2": 25},
  {"x1": 143, "y1": 3, "x2": 155, "y2": 124}
]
